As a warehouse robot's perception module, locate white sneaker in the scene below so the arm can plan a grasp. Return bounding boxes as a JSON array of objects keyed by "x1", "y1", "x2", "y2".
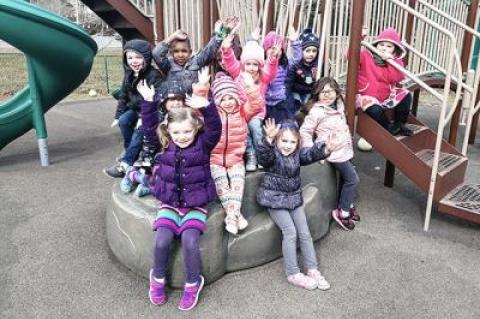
[
  {"x1": 237, "y1": 214, "x2": 248, "y2": 231},
  {"x1": 225, "y1": 216, "x2": 238, "y2": 235},
  {"x1": 245, "y1": 154, "x2": 257, "y2": 172},
  {"x1": 287, "y1": 273, "x2": 317, "y2": 290},
  {"x1": 307, "y1": 269, "x2": 330, "y2": 290}
]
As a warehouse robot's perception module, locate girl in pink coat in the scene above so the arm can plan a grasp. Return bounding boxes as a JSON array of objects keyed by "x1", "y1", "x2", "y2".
[
  {"x1": 355, "y1": 27, "x2": 413, "y2": 136},
  {"x1": 300, "y1": 77, "x2": 360, "y2": 231},
  {"x1": 193, "y1": 69, "x2": 263, "y2": 235},
  {"x1": 221, "y1": 29, "x2": 280, "y2": 172}
]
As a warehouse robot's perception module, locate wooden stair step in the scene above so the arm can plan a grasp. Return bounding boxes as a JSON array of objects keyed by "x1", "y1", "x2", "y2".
[
  {"x1": 438, "y1": 184, "x2": 480, "y2": 224},
  {"x1": 395, "y1": 123, "x2": 428, "y2": 140},
  {"x1": 415, "y1": 149, "x2": 466, "y2": 175}
]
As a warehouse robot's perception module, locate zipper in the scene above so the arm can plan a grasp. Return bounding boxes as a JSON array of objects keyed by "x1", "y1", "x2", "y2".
[{"x1": 223, "y1": 113, "x2": 229, "y2": 167}]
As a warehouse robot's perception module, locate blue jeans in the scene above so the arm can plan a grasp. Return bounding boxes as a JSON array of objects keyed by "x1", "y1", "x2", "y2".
[
  {"x1": 118, "y1": 109, "x2": 138, "y2": 149},
  {"x1": 332, "y1": 161, "x2": 359, "y2": 211},
  {"x1": 246, "y1": 117, "x2": 263, "y2": 156},
  {"x1": 268, "y1": 206, "x2": 318, "y2": 276},
  {"x1": 122, "y1": 127, "x2": 143, "y2": 166}
]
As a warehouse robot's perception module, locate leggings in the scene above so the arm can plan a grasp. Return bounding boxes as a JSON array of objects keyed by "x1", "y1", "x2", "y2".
[
  {"x1": 152, "y1": 228, "x2": 201, "y2": 283},
  {"x1": 365, "y1": 93, "x2": 412, "y2": 129}
]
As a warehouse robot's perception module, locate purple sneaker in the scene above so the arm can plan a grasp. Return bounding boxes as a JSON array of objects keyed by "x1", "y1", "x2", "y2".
[
  {"x1": 149, "y1": 269, "x2": 167, "y2": 306},
  {"x1": 178, "y1": 275, "x2": 204, "y2": 311}
]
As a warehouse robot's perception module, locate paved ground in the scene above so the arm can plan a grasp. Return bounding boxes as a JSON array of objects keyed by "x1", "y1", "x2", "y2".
[{"x1": 0, "y1": 99, "x2": 479, "y2": 319}]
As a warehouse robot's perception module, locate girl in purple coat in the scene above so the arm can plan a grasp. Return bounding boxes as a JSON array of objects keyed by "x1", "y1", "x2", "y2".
[{"x1": 136, "y1": 78, "x2": 221, "y2": 311}]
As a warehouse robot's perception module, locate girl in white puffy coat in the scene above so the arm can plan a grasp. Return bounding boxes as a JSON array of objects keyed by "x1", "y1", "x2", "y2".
[{"x1": 300, "y1": 77, "x2": 360, "y2": 231}]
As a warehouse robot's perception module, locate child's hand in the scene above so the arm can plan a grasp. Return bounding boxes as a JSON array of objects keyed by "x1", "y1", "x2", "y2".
[
  {"x1": 287, "y1": 25, "x2": 299, "y2": 42},
  {"x1": 222, "y1": 34, "x2": 234, "y2": 49},
  {"x1": 167, "y1": 30, "x2": 188, "y2": 43},
  {"x1": 241, "y1": 72, "x2": 255, "y2": 88},
  {"x1": 136, "y1": 118, "x2": 142, "y2": 129},
  {"x1": 224, "y1": 16, "x2": 240, "y2": 31},
  {"x1": 197, "y1": 67, "x2": 210, "y2": 85},
  {"x1": 263, "y1": 118, "x2": 280, "y2": 142},
  {"x1": 325, "y1": 131, "x2": 342, "y2": 153},
  {"x1": 250, "y1": 27, "x2": 261, "y2": 41},
  {"x1": 110, "y1": 119, "x2": 119, "y2": 128},
  {"x1": 185, "y1": 94, "x2": 209, "y2": 109},
  {"x1": 137, "y1": 80, "x2": 155, "y2": 102}
]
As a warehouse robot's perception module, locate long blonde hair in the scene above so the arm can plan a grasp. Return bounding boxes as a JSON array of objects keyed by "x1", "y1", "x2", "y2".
[{"x1": 156, "y1": 108, "x2": 204, "y2": 152}]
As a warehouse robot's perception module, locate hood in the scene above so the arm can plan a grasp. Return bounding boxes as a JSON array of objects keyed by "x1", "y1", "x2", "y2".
[
  {"x1": 122, "y1": 39, "x2": 153, "y2": 74},
  {"x1": 370, "y1": 28, "x2": 406, "y2": 58}
]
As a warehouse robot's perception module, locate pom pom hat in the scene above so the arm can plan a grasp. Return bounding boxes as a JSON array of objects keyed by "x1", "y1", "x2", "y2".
[
  {"x1": 211, "y1": 72, "x2": 245, "y2": 106},
  {"x1": 240, "y1": 40, "x2": 265, "y2": 67},
  {"x1": 299, "y1": 28, "x2": 320, "y2": 49},
  {"x1": 263, "y1": 31, "x2": 286, "y2": 51}
]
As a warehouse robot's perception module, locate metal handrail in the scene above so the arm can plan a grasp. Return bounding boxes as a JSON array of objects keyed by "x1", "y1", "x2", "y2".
[
  {"x1": 128, "y1": 0, "x2": 155, "y2": 17},
  {"x1": 391, "y1": 0, "x2": 457, "y2": 231}
]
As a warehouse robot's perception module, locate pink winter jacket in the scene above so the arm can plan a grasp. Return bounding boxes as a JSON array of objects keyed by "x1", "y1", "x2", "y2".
[
  {"x1": 221, "y1": 46, "x2": 278, "y2": 119},
  {"x1": 357, "y1": 50, "x2": 405, "y2": 101},
  {"x1": 193, "y1": 81, "x2": 263, "y2": 167},
  {"x1": 300, "y1": 100, "x2": 353, "y2": 163}
]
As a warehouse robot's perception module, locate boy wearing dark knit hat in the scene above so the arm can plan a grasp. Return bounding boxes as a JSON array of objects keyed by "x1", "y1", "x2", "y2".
[{"x1": 285, "y1": 28, "x2": 321, "y2": 124}]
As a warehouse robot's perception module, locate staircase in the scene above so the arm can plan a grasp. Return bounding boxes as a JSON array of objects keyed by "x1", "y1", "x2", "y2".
[
  {"x1": 81, "y1": 0, "x2": 154, "y2": 42},
  {"x1": 356, "y1": 111, "x2": 480, "y2": 224}
]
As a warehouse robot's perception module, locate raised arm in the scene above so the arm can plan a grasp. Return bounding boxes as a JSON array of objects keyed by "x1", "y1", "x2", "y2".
[
  {"x1": 221, "y1": 45, "x2": 241, "y2": 78},
  {"x1": 241, "y1": 73, "x2": 263, "y2": 121},
  {"x1": 194, "y1": 35, "x2": 222, "y2": 68},
  {"x1": 137, "y1": 80, "x2": 161, "y2": 150},
  {"x1": 198, "y1": 101, "x2": 222, "y2": 152},
  {"x1": 299, "y1": 141, "x2": 329, "y2": 166},
  {"x1": 152, "y1": 42, "x2": 171, "y2": 74}
]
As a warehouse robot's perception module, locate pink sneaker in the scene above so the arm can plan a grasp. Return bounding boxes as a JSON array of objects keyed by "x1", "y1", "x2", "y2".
[
  {"x1": 178, "y1": 275, "x2": 205, "y2": 311},
  {"x1": 287, "y1": 273, "x2": 317, "y2": 290},
  {"x1": 149, "y1": 269, "x2": 167, "y2": 305},
  {"x1": 307, "y1": 269, "x2": 330, "y2": 290},
  {"x1": 332, "y1": 209, "x2": 355, "y2": 231}
]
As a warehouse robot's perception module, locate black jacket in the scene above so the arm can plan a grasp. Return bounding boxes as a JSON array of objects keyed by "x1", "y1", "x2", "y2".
[
  {"x1": 256, "y1": 137, "x2": 329, "y2": 210},
  {"x1": 115, "y1": 39, "x2": 163, "y2": 119}
]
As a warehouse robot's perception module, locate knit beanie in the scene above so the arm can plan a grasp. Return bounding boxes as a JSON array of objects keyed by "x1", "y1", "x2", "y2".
[
  {"x1": 371, "y1": 27, "x2": 406, "y2": 58},
  {"x1": 263, "y1": 31, "x2": 286, "y2": 51},
  {"x1": 240, "y1": 40, "x2": 265, "y2": 67},
  {"x1": 160, "y1": 81, "x2": 185, "y2": 104},
  {"x1": 299, "y1": 28, "x2": 320, "y2": 49},
  {"x1": 211, "y1": 72, "x2": 244, "y2": 106}
]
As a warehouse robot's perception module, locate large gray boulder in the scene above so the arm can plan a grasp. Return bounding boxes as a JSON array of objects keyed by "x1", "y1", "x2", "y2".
[{"x1": 106, "y1": 161, "x2": 337, "y2": 288}]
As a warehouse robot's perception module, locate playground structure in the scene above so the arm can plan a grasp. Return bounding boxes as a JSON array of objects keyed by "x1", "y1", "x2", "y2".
[
  {"x1": 0, "y1": 0, "x2": 97, "y2": 164},
  {"x1": 77, "y1": 0, "x2": 480, "y2": 229}
]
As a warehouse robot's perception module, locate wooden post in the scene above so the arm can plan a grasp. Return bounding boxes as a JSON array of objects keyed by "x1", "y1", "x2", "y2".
[
  {"x1": 202, "y1": 0, "x2": 211, "y2": 46},
  {"x1": 154, "y1": 0, "x2": 164, "y2": 42},
  {"x1": 345, "y1": 0, "x2": 366, "y2": 132}
]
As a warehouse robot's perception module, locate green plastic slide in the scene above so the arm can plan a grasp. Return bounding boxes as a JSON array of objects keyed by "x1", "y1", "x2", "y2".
[{"x1": 0, "y1": 0, "x2": 97, "y2": 161}]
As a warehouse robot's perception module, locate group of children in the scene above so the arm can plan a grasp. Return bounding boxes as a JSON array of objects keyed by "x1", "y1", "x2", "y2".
[{"x1": 103, "y1": 16, "x2": 412, "y2": 311}]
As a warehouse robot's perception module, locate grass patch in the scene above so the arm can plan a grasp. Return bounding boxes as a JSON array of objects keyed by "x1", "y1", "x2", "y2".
[{"x1": 0, "y1": 51, "x2": 124, "y2": 103}]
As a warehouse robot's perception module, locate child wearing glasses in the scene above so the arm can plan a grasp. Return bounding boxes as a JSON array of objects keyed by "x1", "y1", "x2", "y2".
[{"x1": 300, "y1": 77, "x2": 360, "y2": 231}]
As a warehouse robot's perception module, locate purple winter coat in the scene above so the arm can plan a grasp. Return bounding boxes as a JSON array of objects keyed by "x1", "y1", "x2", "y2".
[{"x1": 141, "y1": 99, "x2": 222, "y2": 208}]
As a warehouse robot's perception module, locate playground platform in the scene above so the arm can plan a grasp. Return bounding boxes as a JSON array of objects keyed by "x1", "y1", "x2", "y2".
[{"x1": 0, "y1": 98, "x2": 479, "y2": 318}]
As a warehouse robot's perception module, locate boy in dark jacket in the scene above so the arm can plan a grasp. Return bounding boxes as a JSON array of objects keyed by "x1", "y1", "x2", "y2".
[
  {"x1": 285, "y1": 28, "x2": 320, "y2": 123},
  {"x1": 104, "y1": 39, "x2": 163, "y2": 178}
]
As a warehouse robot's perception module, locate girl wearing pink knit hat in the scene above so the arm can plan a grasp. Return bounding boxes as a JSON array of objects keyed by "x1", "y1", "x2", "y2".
[
  {"x1": 221, "y1": 28, "x2": 281, "y2": 172},
  {"x1": 354, "y1": 27, "x2": 413, "y2": 136}
]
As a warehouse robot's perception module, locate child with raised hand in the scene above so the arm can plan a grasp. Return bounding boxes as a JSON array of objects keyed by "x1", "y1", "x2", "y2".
[
  {"x1": 136, "y1": 74, "x2": 222, "y2": 311},
  {"x1": 104, "y1": 39, "x2": 163, "y2": 178},
  {"x1": 263, "y1": 26, "x2": 303, "y2": 122},
  {"x1": 119, "y1": 80, "x2": 187, "y2": 197},
  {"x1": 300, "y1": 77, "x2": 360, "y2": 230},
  {"x1": 355, "y1": 27, "x2": 413, "y2": 136},
  {"x1": 285, "y1": 28, "x2": 320, "y2": 122},
  {"x1": 256, "y1": 118, "x2": 336, "y2": 290},
  {"x1": 152, "y1": 17, "x2": 238, "y2": 96},
  {"x1": 221, "y1": 27, "x2": 281, "y2": 172},
  {"x1": 206, "y1": 69, "x2": 262, "y2": 235}
]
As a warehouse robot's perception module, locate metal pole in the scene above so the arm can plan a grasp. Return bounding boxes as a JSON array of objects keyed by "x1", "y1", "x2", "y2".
[
  {"x1": 104, "y1": 55, "x2": 110, "y2": 94},
  {"x1": 345, "y1": 0, "x2": 366, "y2": 133}
]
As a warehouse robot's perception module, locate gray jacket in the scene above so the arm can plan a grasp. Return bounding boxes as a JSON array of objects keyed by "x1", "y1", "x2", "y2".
[{"x1": 152, "y1": 35, "x2": 221, "y2": 96}]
